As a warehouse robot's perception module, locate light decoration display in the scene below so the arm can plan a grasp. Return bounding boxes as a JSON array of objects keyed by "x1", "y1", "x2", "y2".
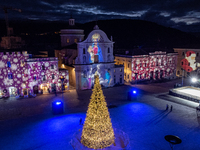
[
  {"x1": 87, "y1": 33, "x2": 103, "y2": 63},
  {"x1": 181, "y1": 51, "x2": 200, "y2": 72},
  {"x1": 0, "y1": 52, "x2": 69, "y2": 97},
  {"x1": 81, "y1": 64, "x2": 112, "y2": 90},
  {"x1": 81, "y1": 73, "x2": 115, "y2": 149},
  {"x1": 129, "y1": 51, "x2": 177, "y2": 81}
]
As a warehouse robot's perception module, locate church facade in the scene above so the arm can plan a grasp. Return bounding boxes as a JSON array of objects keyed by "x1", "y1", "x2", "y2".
[
  {"x1": 74, "y1": 25, "x2": 124, "y2": 90},
  {"x1": 56, "y1": 21, "x2": 124, "y2": 90}
]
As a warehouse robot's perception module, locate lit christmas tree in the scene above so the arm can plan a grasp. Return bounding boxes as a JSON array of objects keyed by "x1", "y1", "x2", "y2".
[{"x1": 81, "y1": 73, "x2": 115, "y2": 149}]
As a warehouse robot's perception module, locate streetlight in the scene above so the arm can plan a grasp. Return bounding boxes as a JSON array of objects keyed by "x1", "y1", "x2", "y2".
[
  {"x1": 191, "y1": 77, "x2": 197, "y2": 83},
  {"x1": 181, "y1": 68, "x2": 184, "y2": 86},
  {"x1": 59, "y1": 76, "x2": 65, "y2": 101}
]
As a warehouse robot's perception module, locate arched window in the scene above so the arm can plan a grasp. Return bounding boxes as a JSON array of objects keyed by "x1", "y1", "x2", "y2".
[
  {"x1": 83, "y1": 56, "x2": 86, "y2": 64},
  {"x1": 107, "y1": 55, "x2": 111, "y2": 62},
  {"x1": 21, "y1": 60, "x2": 25, "y2": 67},
  {"x1": 156, "y1": 58, "x2": 159, "y2": 66},
  {"x1": 108, "y1": 47, "x2": 110, "y2": 53},
  {"x1": 33, "y1": 76, "x2": 37, "y2": 81},
  {"x1": 33, "y1": 66, "x2": 35, "y2": 71},
  {"x1": 42, "y1": 65, "x2": 45, "y2": 70},
  {"x1": 8, "y1": 73, "x2": 13, "y2": 79},
  {"x1": 83, "y1": 48, "x2": 86, "y2": 54},
  {"x1": 83, "y1": 71, "x2": 87, "y2": 78},
  {"x1": 43, "y1": 75, "x2": 46, "y2": 81},
  {"x1": 51, "y1": 64, "x2": 54, "y2": 69},
  {"x1": 161, "y1": 58, "x2": 163, "y2": 65},
  {"x1": 182, "y1": 52, "x2": 185, "y2": 56},
  {"x1": 7, "y1": 61, "x2": 11, "y2": 68}
]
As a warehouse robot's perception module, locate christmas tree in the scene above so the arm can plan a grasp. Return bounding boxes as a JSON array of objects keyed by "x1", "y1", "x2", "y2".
[{"x1": 81, "y1": 74, "x2": 115, "y2": 149}]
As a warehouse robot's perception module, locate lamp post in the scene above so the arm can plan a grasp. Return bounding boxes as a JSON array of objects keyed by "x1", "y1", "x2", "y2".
[
  {"x1": 135, "y1": 73, "x2": 138, "y2": 86},
  {"x1": 181, "y1": 68, "x2": 184, "y2": 86},
  {"x1": 60, "y1": 76, "x2": 65, "y2": 101}
]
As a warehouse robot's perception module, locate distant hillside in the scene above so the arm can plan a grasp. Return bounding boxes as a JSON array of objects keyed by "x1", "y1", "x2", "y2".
[
  {"x1": 82, "y1": 19, "x2": 200, "y2": 49},
  {"x1": 1, "y1": 19, "x2": 200, "y2": 51}
]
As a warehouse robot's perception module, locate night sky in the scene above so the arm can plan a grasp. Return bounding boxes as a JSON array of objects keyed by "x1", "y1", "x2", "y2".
[{"x1": 1, "y1": 0, "x2": 200, "y2": 32}]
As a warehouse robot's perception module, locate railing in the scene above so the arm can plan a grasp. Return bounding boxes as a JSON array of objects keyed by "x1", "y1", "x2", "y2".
[
  {"x1": 26, "y1": 57, "x2": 58, "y2": 62},
  {"x1": 169, "y1": 87, "x2": 200, "y2": 103}
]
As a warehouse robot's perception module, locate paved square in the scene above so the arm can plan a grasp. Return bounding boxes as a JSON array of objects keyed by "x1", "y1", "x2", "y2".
[{"x1": 0, "y1": 78, "x2": 200, "y2": 150}]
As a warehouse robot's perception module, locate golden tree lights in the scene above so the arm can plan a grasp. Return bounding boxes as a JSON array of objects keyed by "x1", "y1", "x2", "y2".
[{"x1": 81, "y1": 74, "x2": 115, "y2": 149}]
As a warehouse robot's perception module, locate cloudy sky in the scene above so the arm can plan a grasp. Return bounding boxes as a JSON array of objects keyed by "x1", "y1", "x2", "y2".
[{"x1": 1, "y1": 0, "x2": 200, "y2": 32}]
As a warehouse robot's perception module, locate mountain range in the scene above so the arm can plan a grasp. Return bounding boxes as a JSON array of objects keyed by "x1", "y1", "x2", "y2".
[{"x1": 0, "y1": 19, "x2": 200, "y2": 52}]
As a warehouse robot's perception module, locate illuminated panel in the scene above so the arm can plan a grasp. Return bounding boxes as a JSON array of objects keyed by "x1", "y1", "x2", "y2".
[
  {"x1": 181, "y1": 51, "x2": 200, "y2": 72},
  {"x1": 87, "y1": 33, "x2": 103, "y2": 63},
  {"x1": 176, "y1": 88, "x2": 200, "y2": 98},
  {"x1": 81, "y1": 65, "x2": 112, "y2": 89}
]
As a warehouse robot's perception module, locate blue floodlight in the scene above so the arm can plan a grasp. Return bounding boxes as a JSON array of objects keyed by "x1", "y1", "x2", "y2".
[
  {"x1": 56, "y1": 102, "x2": 61, "y2": 105},
  {"x1": 133, "y1": 90, "x2": 137, "y2": 94},
  {"x1": 52, "y1": 101, "x2": 64, "y2": 115}
]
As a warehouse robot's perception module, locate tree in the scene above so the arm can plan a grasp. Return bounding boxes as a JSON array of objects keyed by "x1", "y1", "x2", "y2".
[{"x1": 81, "y1": 74, "x2": 115, "y2": 149}]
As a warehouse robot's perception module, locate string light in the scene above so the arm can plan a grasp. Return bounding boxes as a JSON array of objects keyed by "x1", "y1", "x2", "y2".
[{"x1": 81, "y1": 74, "x2": 115, "y2": 149}]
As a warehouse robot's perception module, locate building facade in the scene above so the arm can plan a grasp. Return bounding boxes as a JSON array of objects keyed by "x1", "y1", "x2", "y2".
[
  {"x1": 55, "y1": 17, "x2": 84, "y2": 87},
  {"x1": 115, "y1": 51, "x2": 178, "y2": 83},
  {"x1": 0, "y1": 28, "x2": 25, "y2": 49},
  {"x1": 0, "y1": 51, "x2": 68, "y2": 98},
  {"x1": 60, "y1": 18, "x2": 84, "y2": 47}
]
